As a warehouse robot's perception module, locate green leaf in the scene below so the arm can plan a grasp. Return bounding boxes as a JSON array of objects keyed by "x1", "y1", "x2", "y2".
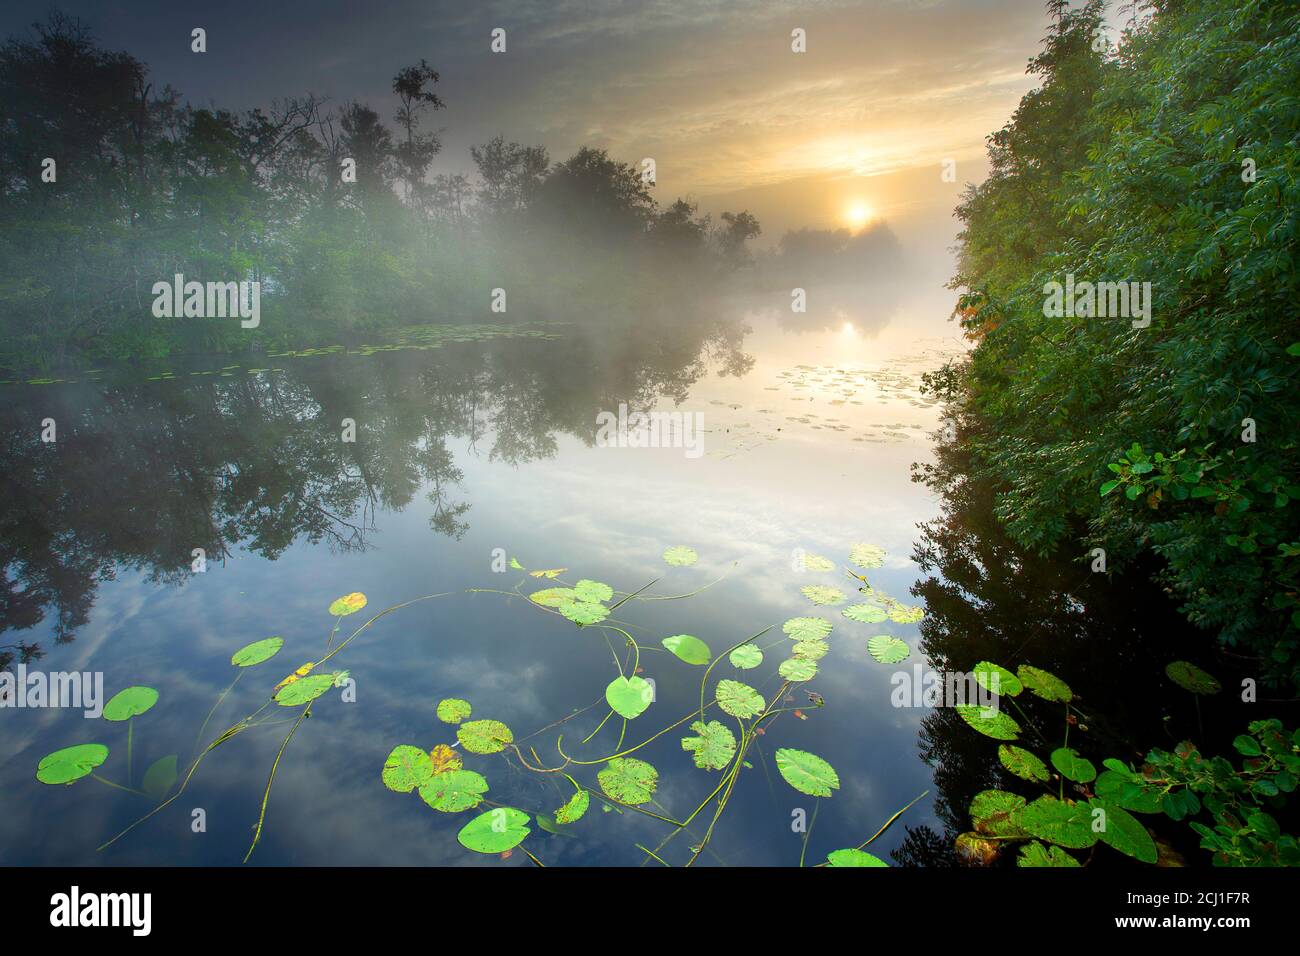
[
  {"x1": 103, "y1": 686, "x2": 159, "y2": 721},
  {"x1": 1089, "y1": 799, "x2": 1157, "y2": 863},
  {"x1": 1051, "y1": 747, "x2": 1097, "y2": 783},
  {"x1": 849, "y1": 543, "x2": 886, "y2": 569},
  {"x1": 1099, "y1": 479, "x2": 1121, "y2": 497},
  {"x1": 729, "y1": 643, "x2": 763, "y2": 669},
  {"x1": 887, "y1": 604, "x2": 925, "y2": 624},
  {"x1": 970, "y1": 790, "x2": 1028, "y2": 837},
  {"x1": 779, "y1": 658, "x2": 818, "y2": 681},
  {"x1": 1018, "y1": 842, "x2": 1080, "y2": 867},
  {"x1": 328, "y1": 592, "x2": 367, "y2": 616},
  {"x1": 843, "y1": 603, "x2": 889, "y2": 623},
  {"x1": 142, "y1": 755, "x2": 178, "y2": 800},
  {"x1": 1165, "y1": 660, "x2": 1221, "y2": 695},
  {"x1": 801, "y1": 585, "x2": 846, "y2": 606},
  {"x1": 436, "y1": 698, "x2": 472, "y2": 724},
  {"x1": 973, "y1": 661, "x2": 1022, "y2": 697},
  {"x1": 231, "y1": 637, "x2": 284, "y2": 667},
  {"x1": 529, "y1": 587, "x2": 577, "y2": 607},
  {"x1": 36, "y1": 744, "x2": 108, "y2": 785},
  {"x1": 681, "y1": 720, "x2": 737, "y2": 770},
  {"x1": 605, "y1": 676, "x2": 654, "y2": 719},
  {"x1": 457, "y1": 808, "x2": 531, "y2": 853},
  {"x1": 775, "y1": 748, "x2": 840, "y2": 797},
  {"x1": 273, "y1": 673, "x2": 335, "y2": 707},
  {"x1": 1010, "y1": 796, "x2": 1098, "y2": 849},
  {"x1": 1017, "y1": 665, "x2": 1073, "y2": 703},
  {"x1": 662, "y1": 546, "x2": 698, "y2": 567},
  {"x1": 382, "y1": 745, "x2": 436, "y2": 793},
  {"x1": 792, "y1": 639, "x2": 829, "y2": 660},
  {"x1": 457, "y1": 719, "x2": 514, "y2": 754},
  {"x1": 554, "y1": 789, "x2": 590, "y2": 824},
  {"x1": 801, "y1": 553, "x2": 836, "y2": 572},
  {"x1": 866, "y1": 634, "x2": 910, "y2": 664},
  {"x1": 999, "y1": 744, "x2": 1049, "y2": 783},
  {"x1": 598, "y1": 757, "x2": 658, "y2": 804},
  {"x1": 827, "y1": 848, "x2": 888, "y2": 867},
  {"x1": 783, "y1": 616, "x2": 833, "y2": 641},
  {"x1": 715, "y1": 679, "x2": 765, "y2": 718},
  {"x1": 572, "y1": 579, "x2": 613, "y2": 603},
  {"x1": 559, "y1": 601, "x2": 609, "y2": 625},
  {"x1": 419, "y1": 770, "x2": 489, "y2": 812},
  {"x1": 955, "y1": 704, "x2": 1019, "y2": 740},
  {"x1": 662, "y1": 634, "x2": 712, "y2": 665}
]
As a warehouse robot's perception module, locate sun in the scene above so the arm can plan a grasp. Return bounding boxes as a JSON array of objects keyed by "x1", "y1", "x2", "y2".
[{"x1": 844, "y1": 201, "x2": 874, "y2": 231}]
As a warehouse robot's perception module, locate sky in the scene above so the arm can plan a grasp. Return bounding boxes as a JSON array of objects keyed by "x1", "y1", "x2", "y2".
[{"x1": 1, "y1": 0, "x2": 1074, "y2": 241}]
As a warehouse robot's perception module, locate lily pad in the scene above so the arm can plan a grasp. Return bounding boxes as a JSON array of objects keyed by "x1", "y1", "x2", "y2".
[
  {"x1": 103, "y1": 686, "x2": 159, "y2": 722},
  {"x1": 457, "y1": 719, "x2": 514, "y2": 754},
  {"x1": 142, "y1": 755, "x2": 178, "y2": 800},
  {"x1": 457, "y1": 808, "x2": 531, "y2": 853},
  {"x1": 231, "y1": 637, "x2": 284, "y2": 668},
  {"x1": 1009, "y1": 796, "x2": 1098, "y2": 849},
  {"x1": 1018, "y1": 841, "x2": 1080, "y2": 867},
  {"x1": 273, "y1": 673, "x2": 335, "y2": 707},
  {"x1": 801, "y1": 553, "x2": 836, "y2": 572},
  {"x1": 681, "y1": 720, "x2": 737, "y2": 770},
  {"x1": 955, "y1": 704, "x2": 1020, "y2": 740},
  {"x1": 436, "y1": 698, "x2": 472, "y2": 724},
  {"x1": 663, "y1": 546, "x2": 698, "y2": 567},
  {"x1": 598, "y1": 757, "x2": 659, "y2": 804},
  {"x1": 36, "y1": 744, "x2": 108, "y2": 785},
  {"x1": 1165, "y1": 661, "x2": 1221, "y2": 695},
  {"x1": 843, "y1": 603, "x2": 888, "y2": 624},
  {"x1": 775, "y1": 748, "x2": 840, "y2": 797},
  {"x1": 998, "y1": 744, "x2": 1049, "y2": 783},
  {"x1": 1017, "y1": 665, "x2": 1073, "y2": 703},
  {"x1": 729, "y1": 643, "x2": 763, "y2": 669},
  {"x1": 1088, "y1": 798, "x2": 1157, "y2": 863},
  {"x1": 605, "y1": 676, "x2": 654, "y2": 719},
  {"x1": 1050, "y1": 747, "x2": 1097, "y2": 783},
  {"x1": 973, "y1": 661, "x2": 1022, "y2": 697},
  {"x1": 662, "y1": 634, "x2": 712, "y2": 665},
  {"x1": 779, "y1": 658, "x2": 818, "y2": 681},
  {"x1": 783, "y1": 617, "x2": 832, "y2": 641},
  {"x1": 791, "y1": 639, "x2": 829, "y2": 661},
  {"x1": 328, "y1": 592, "x2": 368, "y2": 616},
  {"x1": 866, "y1": 635, "x2": 910, "y2": 664},
  {"x1": 971, "y1": 790, "x2": 1028, "y2": 837},
  {"x1": 573, "y1": 579, "x2": 613, "y2": 603},
  {"x1": 559, "y1": 601, "x2": 609, "y2": 626},
  {"x1": 554, "y1": 789, "x2": 590, "y2": 824},
  {"x1": 827, "y1": 848, "x2": 888, "y2": 867},
  {"x1": 849, "y1": 543, "x2": 886, "y2": 569},
  {"x1": 382, "y1": 745, "x2": 435, "y2": 793},
  {"x1": 887, "y1": 604, "x2": 925, "y2": 624},
  {"x1": 529, "y1": 587, "x2": 577, "y2": 607},
  {"x1": 419, "y1": 770, "x2": 489, "y2": 812},
  {"x1": 428, "y1": 744, "x2": 463, "y2": 775},
  {"x1": 715, "y1": 679, "x2": 765, "y2": 719},
  {"x1": 801, "y1": 585, "x2": 846, "y2": 606}
]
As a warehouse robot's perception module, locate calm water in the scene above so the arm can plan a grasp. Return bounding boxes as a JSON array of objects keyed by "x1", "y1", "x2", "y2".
[{"x1": 0, "y1": 288, "x2": 1248, "y2": 867}]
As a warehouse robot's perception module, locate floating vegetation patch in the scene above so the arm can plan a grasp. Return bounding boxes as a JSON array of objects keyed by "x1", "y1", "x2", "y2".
[{"x1": 662, "y1": 545, "x2": 698, "y2": 567}]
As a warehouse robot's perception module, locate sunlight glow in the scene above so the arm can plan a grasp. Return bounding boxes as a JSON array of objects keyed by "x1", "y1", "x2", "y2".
[{"x1": 844, "y1": 202, "x2": 874, "y2": 230}]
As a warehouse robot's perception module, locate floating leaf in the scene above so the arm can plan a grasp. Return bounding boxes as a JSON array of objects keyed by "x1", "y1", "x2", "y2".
[
  {"x1": 887, "y1": 604, "x2": 925, "y2": 624},
  {"x1": 457, "y1": 719, "x2": 514, "y2": 754},
  {"x1": 973, "y1": 661, "x2": 1022, "y2": 697},
  {"x1": 775, "y1": 748, "x2": 840, "y2": 797},
  {"x1": 554, "y1": 789, "x2": 590, "y2": 824},
  {"x1": 598, "y1": 757, "x2": 659, "y2": 804},
  {"x1": 827, "y1": 848, "x2": 888, "y2": 867},
  {"x1": 1051, "y1": 747, "x2": 1097, "y2": 783},
  {"x1": 509, "y1": 557, "x2": 524, "y2": 570},
  {"x1": 1165, "y1": 661, "x2": 1221, "y2": 695},
  {"x1": 428, "y1": 744, "x2": 462, "y2": 775},
  {"x1": 792, "y1": 639, "x2": 829, "y2": 661},
  {"x1": 1089, "y1": 798, "x2": 1157, "y2": 863},
  {"x1": 605, "y1": 676, "x2": 654, "y2": 719},
  {"x1": 231, "y1": 637, "x2": 284, "y2": 668},
  {"x1": 866, "y1": 635, "x2": 910, "y2": 664},
  {"x1": 716, "y1": 679, "x2": 765, "y2": 718},
  {"x1": 998, "y1": 744, "x2": 1049, "y2": 783},
  {"x1": 779, "y1": 658, "x2": 818, "y2": 681},
  {"x1": 801, "y1": 553, "x2": 835, "y2": 572},
  {"x1": 457, "y1": 808, "x2": 531, "y2": 853},
  {"x1": 729, "y1": 643, "x2": 763, "y2": 669},
  {"x1": 849, "y1": 543, "x2": 886, "y2": 569},
  {"x1": 273, "y1": 673, "x2": 335, "y2": 707},
  {"x1": 971, "y1": 790, "x2": 1028, "y2": 837},
  {"x1": 103, "y1": 686, "x2": 159, "y2": 722},
  {"x1": 573, "y1": 579, "x2": 614, "y2": 603},
  {"x1": 436, "y1": 698, "x2": 472, "y2": 724},
  {"x1": 1017, "y1": 665, "x2": 1073, "y2": 703},
  {"x1": 1009, "y1": 796, "x2": 1098, "y2": 849},
  {"x1": 382, "y1": 745, "x2": 435, "y2": 793},
  {"x1": 419, "y1": 770, "x2": 488, "y2": 812},
  {"x1": 529, "y1": 587, "x2": 577, "y2": 607},
  {"x1": 142, "y1": 755, "x2": 178, "y2": 800},
  {"x1": 1018, "y1": 841, "x2": 1080, "y2": 867},
  {"x1": 559, "y1": 601, "x2": 609, "y2": 626},
  {"x1": 783, "y1": 617, "x2": 832, "y2": 641},
  {"x1": 955, "y1": 704, "x2": 1020, "y2": 740},
  {"x1": 801, "y1": 585, "x2": 846, "y2": 606},
  {"x1": 662, "y1": 546, "x2": 698, "y2": 567},
  {"x1": 273, "y1": 662, "x2": 315, "y2": 693},
  {"x1": 681, "y1": 720, "x2": 737, "y2": 770},
  {"x1": 843, "y1": 603, "x2": 888, "y2": 624},
  {"x1": 955, "y1": 832, "x2": 1000, "y2": 865},
  {"x1": 662, "y1": 634, "x2": 712, "y2": 665},
  {"x1": 36, "y1": 744, "x2": 108, "y2": 785},
  {"x1": 529, "y1": 568, "x2": 567, "y2": 579},
  {"x1": 328, "y1": 592, "x2": 367, "y2": 616}
]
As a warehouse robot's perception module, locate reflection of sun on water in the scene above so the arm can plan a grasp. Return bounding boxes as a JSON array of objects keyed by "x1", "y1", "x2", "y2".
[{"x1": 844, "y1": 202, "x2": 873, "y2": 231}]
